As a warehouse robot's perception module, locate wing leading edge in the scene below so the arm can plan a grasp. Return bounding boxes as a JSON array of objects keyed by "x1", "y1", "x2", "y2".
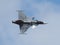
[{"x1": 19, "y1": 24, "x2": 31, "y2": 33}]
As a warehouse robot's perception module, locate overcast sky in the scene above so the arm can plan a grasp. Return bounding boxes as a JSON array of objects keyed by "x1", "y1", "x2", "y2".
[{"x1": 0, "y1": 0, "x2": 60, "y2": 45}]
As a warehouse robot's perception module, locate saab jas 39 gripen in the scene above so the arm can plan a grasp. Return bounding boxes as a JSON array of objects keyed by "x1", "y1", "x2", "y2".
[{"x1": 12, "y1": 10, "x2": 47, "y2": 34}]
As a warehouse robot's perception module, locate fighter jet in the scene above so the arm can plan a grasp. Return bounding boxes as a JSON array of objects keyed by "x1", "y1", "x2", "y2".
[{"x1": 12, "y1": 10, "x2": 47, "y2": 33}]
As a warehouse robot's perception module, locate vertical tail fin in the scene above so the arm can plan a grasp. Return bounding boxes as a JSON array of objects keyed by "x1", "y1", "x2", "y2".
[{"x1": 16, "y1": 10, "x2": 27, "y2": 21}]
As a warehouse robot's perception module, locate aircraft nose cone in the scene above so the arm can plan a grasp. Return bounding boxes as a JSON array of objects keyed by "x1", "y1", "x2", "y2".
[{"x1": 44, "y1": 23, "x2": 47, "y2": 24}]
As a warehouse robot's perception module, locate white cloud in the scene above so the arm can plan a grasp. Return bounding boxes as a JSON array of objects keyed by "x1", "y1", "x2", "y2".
[
  {"x1": 0, "y1": 0, "x2": 21, "y2": 45},
  {"x1": 0, "y1": 0, "x2": 60, "y2": 45}
]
